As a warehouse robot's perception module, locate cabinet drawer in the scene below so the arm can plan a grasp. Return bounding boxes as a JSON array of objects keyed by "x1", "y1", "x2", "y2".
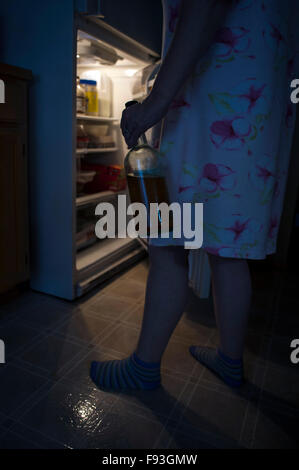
[{"x1": 0, "y1": 76, "x2": 26, "y2": 122}]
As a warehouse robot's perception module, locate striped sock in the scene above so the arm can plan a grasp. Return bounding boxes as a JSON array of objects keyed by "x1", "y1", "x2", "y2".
[
  {"x1": 90, "y1": 353, "x2": 161, "y2": 391},
  {"x1": 189, "y1": 346, "x2": 244, "y2": 388}
]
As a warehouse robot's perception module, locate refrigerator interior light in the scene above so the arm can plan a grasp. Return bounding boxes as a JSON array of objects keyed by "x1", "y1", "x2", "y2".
[
  {"x1": 125, "y1": 69, "x2": 138, "y2": 77},
  {"x1": 77, "y1": 39, "x2": 123, "y2": 66}
]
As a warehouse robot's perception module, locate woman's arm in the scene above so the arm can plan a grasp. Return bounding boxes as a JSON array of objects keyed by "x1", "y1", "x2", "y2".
[
  {"x1": 147, "y1": 0, "x2": 232, "y2": 107},
  {"x1": 121, "y1": 0, "x2": 232, "y2": 147}
]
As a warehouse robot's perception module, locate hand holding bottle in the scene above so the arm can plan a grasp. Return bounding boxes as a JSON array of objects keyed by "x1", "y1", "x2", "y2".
[{"x1": 121, "y1": 95, "x2": 168, "y2": 149}]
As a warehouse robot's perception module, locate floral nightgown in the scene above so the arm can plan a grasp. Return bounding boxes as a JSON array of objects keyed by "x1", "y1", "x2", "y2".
[{"x1": 150, "y1": 0, "x2": 299, "y2": 259}]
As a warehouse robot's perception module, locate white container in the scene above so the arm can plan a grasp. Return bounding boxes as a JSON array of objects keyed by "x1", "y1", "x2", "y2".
[{"x1": 98, "y1": 73, "x2": 112, "y2": 117}]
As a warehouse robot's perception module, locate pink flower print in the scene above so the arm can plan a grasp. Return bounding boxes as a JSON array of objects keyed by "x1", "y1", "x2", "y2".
[
  {"x1": 219, "y1": 216, "x2": 261, "y2": 247},
  {"x1": 228, "y1": 79, "x2": 268, "y2": 116},
  {"x1": 205, "y1": 246, "x2": 229, "y2": 256},
  {"x1": 268, "y1": 217, "x2": 278, "y2": 239},
  {"x1": 210, "y1": 79, "x2": 268, "y2": 117},
  {"x1": 170, "y1": 97, "x2": 190, "y2": 110},
  {"x1": 210, "y1": 117, "x2": 252, "y2": 150},
  {"x1": 169, "y1": 5, "x2": 179, "y2": 33},
  {"x1": 226, "y1": 219, "x2": 250, "y2": 242},
  {"x1": 248, "y1": 154, "x2": 276, "y2": 201},
  {"x1": 256, "y1": 164, "x2": 274, "y2": 185},
  {"x1": 263, "y1": 21, "x2": 287, "y2": 56},
  {"x1": 214, "y1": 27, "x2": 251, "y2": 58},
  {"x1": 179, "y1": 185, "x2": 193, "y2": 194},
  {"x1": 240, "y1": 83, "x2": 266, "y2": 113},
  {"x1": 269, "y1": 23, "x2": 284, "y2": 47},
  {"x1": 199, "y1": 163, "x2": 236, "y2": 193}
]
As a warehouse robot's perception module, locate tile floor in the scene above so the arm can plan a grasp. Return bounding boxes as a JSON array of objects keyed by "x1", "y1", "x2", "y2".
[{"x1": 0, "y1": 259, "x2": 298, "y2": 449}]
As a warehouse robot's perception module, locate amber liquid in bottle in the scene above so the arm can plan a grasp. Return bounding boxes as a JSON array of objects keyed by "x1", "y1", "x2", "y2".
[
  {"x1": 124, "y1": 111, "x2": 173, "y2": 235},
  {"x1": 127, "y1": 173, "x2": 173, "y2": 235}
]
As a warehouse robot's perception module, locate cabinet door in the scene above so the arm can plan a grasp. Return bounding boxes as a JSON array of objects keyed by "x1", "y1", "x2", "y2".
[{"x1": 0, "y1": 127, "x2": 29, "y2": 293}]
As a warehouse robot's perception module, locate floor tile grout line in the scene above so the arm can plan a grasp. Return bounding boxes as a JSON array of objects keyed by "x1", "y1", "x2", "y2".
[
  {"x1": 3, "y1": 336, "x2": 97, "y2": 422},
  {"x1": 238, "y1": 361, "x2": 264, "y2": 447},
  {"x1": 86, "y1": 302, "x2": 137, "y2": 320},
  {"x1": 153, "y1": 330, "x2": 214, "y2": 449},
  {"x1": 4, "y1": 329, "x2": 47, "y2": 362},
  {"x1": 247, "y1": 354, "x2": 270, "y2": 449},
  {"x1": 52, "y1": 323, "x2": 123, "y2": 379},
  {"x1": 5, "y1": 413, "x2": 71, "y2": 449},
  {"x1": 9, "y1": 328, "x2": 89, "y2": 365},
  {"x1": 7, "y1": 347, "x2": 119, "y2": 449},
  {"x1": 6, "y1": 378, "x2": 54, "y2": 425},
  {"x1": 4, "y1": 265, "x2": 294, "y2": 449},
  {"x1": 1, "y1": 269, "x2": 149, "y2": 446},
  {"x1": 153, "y1": 379, "x2": 192, "y2": 450},
  {"x1": 48, "y1": 313, "x2": 121, "y2": 349}
]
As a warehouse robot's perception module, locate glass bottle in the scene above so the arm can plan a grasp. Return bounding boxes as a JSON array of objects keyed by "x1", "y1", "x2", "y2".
[
  {"x1": 124, "y1": 100, "x2": 172, "y2": 235},
  {"x1": 76, "y1": 77, "x2": 86, "y2": 114},
  {"x1": 80, "y1": 79, "x2": 98, "y2": 116}
]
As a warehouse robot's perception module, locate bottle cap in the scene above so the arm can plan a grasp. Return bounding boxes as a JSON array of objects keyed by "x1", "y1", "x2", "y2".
[{"x1": 80, "y1": 79, "x2": 97, "y2": 86}]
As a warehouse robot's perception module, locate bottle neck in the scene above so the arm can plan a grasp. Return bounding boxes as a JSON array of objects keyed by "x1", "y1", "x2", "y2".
[{"x1": 137, "y1": 133, "x2": 148, "y2": 147}]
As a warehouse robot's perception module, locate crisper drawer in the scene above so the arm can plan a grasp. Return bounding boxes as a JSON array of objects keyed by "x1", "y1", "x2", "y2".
[{"x1": 0, "y1": 76, "x2": 27, "y2": 123}]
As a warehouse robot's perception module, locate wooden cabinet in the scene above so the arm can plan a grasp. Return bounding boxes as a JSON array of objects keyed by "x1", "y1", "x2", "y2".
[{"x1": 0, "y1": 64, "x2": 32, "y2": 294}]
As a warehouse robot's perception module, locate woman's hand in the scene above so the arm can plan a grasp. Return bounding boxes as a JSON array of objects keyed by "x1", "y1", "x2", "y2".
[
  {"x1": 121, "y1": 0, "x2": 232, "y2": 149},
  {"x1": 121, "y1": 96, "x2": 167, "y2": 148}
]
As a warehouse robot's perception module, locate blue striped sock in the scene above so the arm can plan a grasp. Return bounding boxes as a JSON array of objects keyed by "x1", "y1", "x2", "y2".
[
  {"x1": 90, "y1": 353, "x2": 161, "y2": 391},
  {"x1": 189, "y1": 346, "x2": 244, "y2": 388}
]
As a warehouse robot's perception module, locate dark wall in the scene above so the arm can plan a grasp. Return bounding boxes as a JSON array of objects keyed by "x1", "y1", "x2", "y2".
[{"x1": 101, "y1": 0, "x2": 163, "y2": 55}]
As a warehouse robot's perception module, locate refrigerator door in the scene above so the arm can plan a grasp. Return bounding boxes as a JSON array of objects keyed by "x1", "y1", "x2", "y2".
[{"x1": 76, "y1": 14, "x2": 160, "y2": 65}]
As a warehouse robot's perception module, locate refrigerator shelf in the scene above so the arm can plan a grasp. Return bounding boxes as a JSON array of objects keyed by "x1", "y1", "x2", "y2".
[
  {"x1": 76, "y1": 147, "x2": 118, "y2": 155},
  {"x1": 76, "y1": 114, "x2": 119, "y2": 123},
  {"x1": 75, "y1": 242, "x2": 145, "y2": 297},
  {"x1": 76, "y1": 190, "x2": 124, "y2": 208},
  {"x1": 76, "y1": 237, "x2": 139, "y2": 278}
]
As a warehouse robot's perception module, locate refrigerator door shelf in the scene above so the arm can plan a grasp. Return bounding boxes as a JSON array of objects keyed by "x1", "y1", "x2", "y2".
[
  {"x1": 76, "y1": 237, "x2": 144, "y2": 288},
  {"x1": 76, "y1": 243, "x2": 145, "y2": 297}
]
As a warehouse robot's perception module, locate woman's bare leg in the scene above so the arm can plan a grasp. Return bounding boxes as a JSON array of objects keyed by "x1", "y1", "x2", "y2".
[
  {"x1": 190, "y1": 253, "x2": 252, "y2": 387},
  {"x1": 90, "y1": 244, "x2": 190, "y2": 390},
  {"x1": 136, "y1": 245, "x2": 190, "y2": 363},
  {"x1": 208, "y1": 253, "x2": 252, "y2": 360}
]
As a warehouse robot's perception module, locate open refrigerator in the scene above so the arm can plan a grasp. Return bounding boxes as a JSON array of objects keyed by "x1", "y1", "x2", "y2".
[
  {"x1": 74, "y1": 24, "x2": 159, "y2": 297},
  {"x1": 0, "y1": 1, "x2": 211, "y2": 301},
  {"x1": 74, "y1": 20, "x2": 211, "y2": 299}
]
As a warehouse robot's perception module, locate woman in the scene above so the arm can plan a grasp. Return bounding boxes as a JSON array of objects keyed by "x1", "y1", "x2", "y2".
[{"x1": 91, "y1": 0, "x2": 298, "y2": 390}]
